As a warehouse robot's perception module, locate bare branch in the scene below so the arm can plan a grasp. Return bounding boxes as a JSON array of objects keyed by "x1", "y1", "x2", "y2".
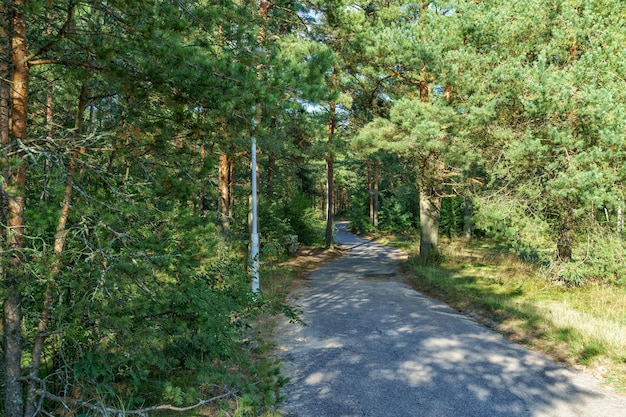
[
  {"x1": 33, "y1": 384, "x2": 238, "y2": 417},
  {"x1": 28, "y1": 60, "x2": 105, "y2": 70}
]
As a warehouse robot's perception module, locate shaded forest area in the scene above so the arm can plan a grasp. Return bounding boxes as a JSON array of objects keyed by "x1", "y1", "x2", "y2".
[{"x1": 2, "y1": 1, "x2": 625, "y2": 416}]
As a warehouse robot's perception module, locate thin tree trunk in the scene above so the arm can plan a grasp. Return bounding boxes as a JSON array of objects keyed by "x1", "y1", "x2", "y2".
[
  {"x1": 556, "y1": 208, "x2": 575, "y2": 262},
  {"x1": 24, "y1": 81, "x2": 88, "y2": 417},
  {"x1": 228, "y1": 154, "x2": 235, "y2": 220},
  {"x1": 325, "y1": 155, "x2": 334, "y2": 247},
  {"x1": 1, "y1": 0, "x2": 9, "y2": 233},
  {"x1": 4, "y1": 2, "x2": 29, "y2": 416},
  {"x1": 325, "y1": 98, "x2": 336, "y2": 249},
  {"x1": 218, "y1": 153, "x2": 231, "y2": 233},
  {"x1": 324, "y1": 64, "x2": 338, "y2": 248},
  {"x1": 367, "y1": 161, "x2": 373, "y2": 225},
  {"x1": 373, "y1": 161, "x2": 379, "y2": 227},
  {"x1": 463, "y1": 197, "x2": 472, "y2": 241},
  {"x1": 248, "y1": 147, "x2": 260, "y2": 231},
  {"x1": 557, "y1": 228, "x2": 574, "y2": 262}
]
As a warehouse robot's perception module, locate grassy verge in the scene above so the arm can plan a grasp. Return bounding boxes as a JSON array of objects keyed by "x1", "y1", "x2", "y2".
[
  {"x1": 371, "y1": 233, "x2": 626, "y2": 394},
  {"x1": 241, "y1": 246, "x2": 345, "y2": 416}
]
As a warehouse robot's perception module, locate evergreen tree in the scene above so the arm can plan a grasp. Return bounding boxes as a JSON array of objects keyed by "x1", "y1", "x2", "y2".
[
  {"x1": 1, "y1": 1, "x2": 328, "y2": 414},
  {"x1": 461, "y1": 0, "x2": 626, "y2": 275}
]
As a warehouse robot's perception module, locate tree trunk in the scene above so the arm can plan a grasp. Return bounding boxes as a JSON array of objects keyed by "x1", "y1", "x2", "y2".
[
  {"x1": 4, "y1": 2, "x2": 29, "y2": 416},
  {"x1": 419, "y1": 192, "x2": 441, "y2": 259},
  {"x1": 1, "y1": 0, "x2": 9, "y2": 238},
  {"x1": 373, "y1": 161, "x2": 379, "y2": 227},
  {"x1": 325, "y1": 153, "x2": 334, "y2": 248},
  {"x1": 555, "y1": 206, "x2": 576, "y2": 262},
  {"x1": 463, "y1": 197, "x2": 472, "y2": 241},
  {"x1": 367, "y1": 161, "x2": 373, "y2": 225},
  {"x1": 556, "y1": 224, "x2": 574, "y2": 262},
  {"x1": 325, "y1": 65, "x2": 338, "y2": 248},
  {"x1": 325, "y1": 99, "x2": 336, "y2": 248},
  {"x1": 228, "y1": 155, "x2": 235, "y2": 221},
  {"x1": 416, "y1": 63, "x2": 439, "y2": 258},
  {"x1": 218, "y1": 153, "x2": 231, "y2": 233},
  {"x1": 0, "y1": 1, "x2": 9, "y2": 159}
]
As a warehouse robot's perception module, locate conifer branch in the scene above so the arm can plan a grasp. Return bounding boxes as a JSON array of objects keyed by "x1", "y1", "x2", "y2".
[
  {"x1": 25, "y1": 2, "x2": 75, "y2": 64},
  {"x1": 28, "y1": 60, "x2": 105, "y2": 70}
]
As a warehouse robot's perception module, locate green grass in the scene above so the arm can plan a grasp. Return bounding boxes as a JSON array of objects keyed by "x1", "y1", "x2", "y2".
[{"x1": 377, "y1": 234, "x2": 626, "y2": 394}]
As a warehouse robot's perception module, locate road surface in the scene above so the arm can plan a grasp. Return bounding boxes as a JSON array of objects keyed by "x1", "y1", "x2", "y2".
[{"x1": 273, "y1": 222, "x2": 626, "y2": 417}]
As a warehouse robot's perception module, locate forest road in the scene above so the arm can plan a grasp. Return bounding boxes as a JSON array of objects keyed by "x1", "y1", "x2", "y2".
[{"x1": 273, "y1": 222, "x2": 626, "y2": 417}]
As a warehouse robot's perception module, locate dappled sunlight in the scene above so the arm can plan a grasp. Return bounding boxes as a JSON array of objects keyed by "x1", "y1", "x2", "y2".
[
  {"x1": 305, "y1": 370, "x2": 340, "y2": 386},
  {"x1": 397, "y1": 360, "x2": 435, "y2": 387},
  {"x1": 369, "y1": 361, "x2": 435, "y2": 387},
  {"x1": 467, "y1": 383, "x2": 492, "y2": 401},
  {"x1": 275, "y1": 223, "x2": 626, "y2": 417}
]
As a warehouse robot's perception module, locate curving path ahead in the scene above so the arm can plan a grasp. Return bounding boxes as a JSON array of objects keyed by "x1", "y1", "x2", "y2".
[{"x1": 273, "y1": 222, "x2": 626, "y2": 417}]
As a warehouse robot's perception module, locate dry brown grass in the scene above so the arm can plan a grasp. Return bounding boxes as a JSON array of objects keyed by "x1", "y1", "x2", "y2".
[{"x1": 260, "y1": 246, "x2": 345, "y2": 296}]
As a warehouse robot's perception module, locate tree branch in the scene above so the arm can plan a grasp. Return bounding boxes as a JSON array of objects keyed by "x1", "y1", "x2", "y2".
[
  {"x1": 24, "y1": 2, "x2": 75, "y2": 64},
  {"x1": 35, "y1": 386, "x2": 238, "y2": 416},
  {"x1": 28, "y1": 59, "x2": 105, "y2": 70},
  {"x1": 387, "y1": 66, "x2": 421, "y2": 87}
]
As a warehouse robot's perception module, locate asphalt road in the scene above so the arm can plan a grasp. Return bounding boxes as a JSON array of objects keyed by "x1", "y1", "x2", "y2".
[{"x1": 273, "y1": 222, "x2": 626, "y2": 417}]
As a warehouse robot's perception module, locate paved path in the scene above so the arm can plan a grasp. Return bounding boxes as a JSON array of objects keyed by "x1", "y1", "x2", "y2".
[{"x1": 273, "y1": 223, "x2": 626, "y2": 417}]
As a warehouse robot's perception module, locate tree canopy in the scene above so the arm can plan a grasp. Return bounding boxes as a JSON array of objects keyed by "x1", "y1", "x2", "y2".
[{"x1": 2, "y1": 0, "x2": 625, "y2": 415}]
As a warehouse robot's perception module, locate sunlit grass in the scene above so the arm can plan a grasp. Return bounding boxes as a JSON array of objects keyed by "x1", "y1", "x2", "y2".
[{"x1": 385, "y1": 235, "x2": 626, "y2": 393}]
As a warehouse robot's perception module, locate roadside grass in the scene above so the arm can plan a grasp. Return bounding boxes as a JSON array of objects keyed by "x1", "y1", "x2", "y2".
[
  {"x1": 374, "y1": 233, "x2": 626, "y2": 394},
  {"x1": 260, "y1": 245, "x2": 345, "y2": 300},
  {"x1": 242, "y1": 246, "x2": 345, "y2": 416}
]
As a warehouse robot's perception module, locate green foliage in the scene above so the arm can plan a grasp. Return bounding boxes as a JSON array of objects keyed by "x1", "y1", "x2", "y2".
[
  {"x1": 282, "y1": 191, "x2": 325, "y2": 246},
  {"x1": 345, "y1": 0, "x2": 626, "y2": 283},
  {"x1": 2, "y1": 1, "x2": 321, "y2": 415},
  {"x1": 378, "y1": 188, "x2": 419, "y2": 233},
  {"x1": 346, "y1": 194, "x2": 375, "y2": 234},
  {"x1": 473, "y1": 196, "x2": 553, "y2": 263},
  {"x1": 440, "y1": 197, "x2": 466, "y2": 239},
  {"x1": 549, "y1": 228, "x2": 626, "y2": 286}
]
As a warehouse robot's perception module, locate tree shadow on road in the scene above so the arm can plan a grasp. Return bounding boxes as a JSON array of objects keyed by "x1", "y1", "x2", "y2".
[{"x1": 276, "y1": 224, "x2": 626, "y2": 417}]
